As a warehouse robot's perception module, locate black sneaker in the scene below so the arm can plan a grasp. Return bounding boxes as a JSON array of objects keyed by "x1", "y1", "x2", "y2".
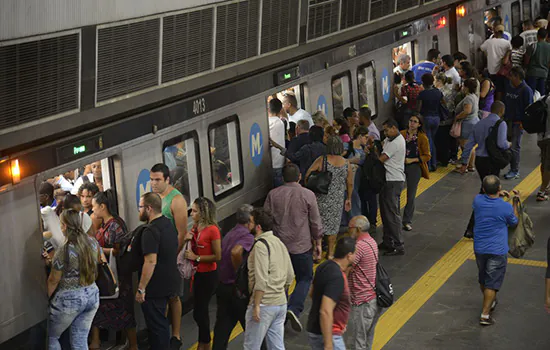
[
  {"x1": 286, "y1": 310, "x2": 303, "y2": 332},
  {"x1": 479, "y1": 316, "x2": 495, "y2": 326},
  {"x1": 384, "y1": 248, "x2": 405, "y2": 256},
  {"x1": 463, "y1": 230, "x2": 474, "y2": 239},
  {"x1": 170, "y1": 336, "x2": 182, "y2": 350},
  {"x1": 378, "y1": 242, "x2": 391, "y2": 251}
]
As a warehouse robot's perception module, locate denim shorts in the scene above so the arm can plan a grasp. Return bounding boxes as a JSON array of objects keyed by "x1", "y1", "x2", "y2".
[{"x1": 475, "y1": 253, "x2": 507, "y2": 291}]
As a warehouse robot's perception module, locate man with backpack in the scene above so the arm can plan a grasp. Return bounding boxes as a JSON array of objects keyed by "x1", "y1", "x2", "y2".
[
  {"x1": 346, "y1": 216, "x2": 381, "y2": 350},
  {"x1": 243, "y1": 208, "x2": 294, "y2": 349},
  {"x1": 212, "y1": 205, "x2": 255, "y2": 350},
  {"x1": 459, "y1": 101, "x2": 510, "y2": 237}
]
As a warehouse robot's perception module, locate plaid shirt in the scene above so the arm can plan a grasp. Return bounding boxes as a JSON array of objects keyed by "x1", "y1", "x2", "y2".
[{"x1": 401, "y1": 83, "x2": 423, "y2": 110}]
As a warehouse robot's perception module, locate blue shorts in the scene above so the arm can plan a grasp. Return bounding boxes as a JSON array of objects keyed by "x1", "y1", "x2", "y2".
[{"x1": 475, "y1": 253, "x2": 507, "y2": 291}]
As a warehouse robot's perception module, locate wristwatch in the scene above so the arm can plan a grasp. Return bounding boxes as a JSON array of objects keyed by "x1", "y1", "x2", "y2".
[
  {"x1": 138, "y1": 288, "x2": 145, "y2": 295},
  {"x1": 195, "y1": 256, "x2": 201, "y2": 263}
]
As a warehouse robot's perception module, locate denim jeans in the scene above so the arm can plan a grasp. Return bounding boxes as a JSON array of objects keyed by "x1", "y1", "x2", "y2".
[
  {"x1": 403, "y1": 163, "x2": 422, "y2": 225},
  {"x1": 424, "y1": 115, "x2": 440, "y2": 169},
  {"x1": 360, "y1": 186, "x2": 378, "y2": 232},
  {"x1": 308, "y1": 332, "x2": 346, "y2": 350},
  {"x1": 288, "y1": 251, "x2": 313, "y2": 317},
  {"x1": 244, "y1": 304, "x2": 287, "y2": 350},
  {"x1": 48, "y1": 284, "x2": 99, "y2": 350},
  {"x1": 141, "y1": 297, "x2": 170, "y2": 350},
  {"x1": 526, "y1": 76, "x2": 546, "y2": 95},
  {"x1": 346, "y1": 299, "x2": 381, "y2": 350},
  {"x1": 509, "y1": 123, "x2": 523, "y2": 173},
  {"x1": 273, "y1": 168, "x2": 284, "y2": 188}
]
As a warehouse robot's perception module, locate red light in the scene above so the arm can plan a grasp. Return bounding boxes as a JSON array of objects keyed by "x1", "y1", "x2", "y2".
[{"x1": 437, "y1": 16, "x2": 447, "y2": 28}]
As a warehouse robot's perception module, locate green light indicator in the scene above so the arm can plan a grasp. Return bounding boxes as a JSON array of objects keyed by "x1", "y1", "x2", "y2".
[
  {"x1": 73, "y1": 145, "x2": 86, "y2": 155},
  {"x1": 402, "y1": 31, "x2": 408, "y2": 36},
  {"x1": 284, "y1": 73, "x2": 292, "y2": 80}
]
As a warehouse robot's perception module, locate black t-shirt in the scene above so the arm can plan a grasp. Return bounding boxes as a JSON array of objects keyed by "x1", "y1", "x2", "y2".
[
  {"x1": 139, "y1": 216, "x2": 179, "y2": 298},
  {"x1": 307, "y1": 260, "x2": 349, "y2": 336}
]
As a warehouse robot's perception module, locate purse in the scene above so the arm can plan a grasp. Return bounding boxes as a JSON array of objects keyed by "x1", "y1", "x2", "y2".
[
  {"x1": 306, "y1": 155, "x2": 333, "y2": 194},
  {"x1": 497, "y1": 51, "x2": 513, "y2": 77},
  {"x1": 450, "y1": 120, "x2": 462, "y2": 138},
  {"x1": 177, "y1": 229, "x2": 201, "y2": 279},
  {"x1": 97, "y1": 248, "x2": 119, "y2": 299}
]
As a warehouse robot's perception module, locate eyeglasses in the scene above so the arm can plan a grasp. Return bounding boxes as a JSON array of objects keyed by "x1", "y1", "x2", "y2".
[{"x1": 409, "y1": 119, "x2": 420, "y2": 124}]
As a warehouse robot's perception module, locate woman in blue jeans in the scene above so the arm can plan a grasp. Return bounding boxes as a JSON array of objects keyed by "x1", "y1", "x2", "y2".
[
  {"x1": 47, "y1": 209, "x2": 101, "y2": 350},
  {"x1": 416, "y1": 73, "x2": 444, "y2": 172}
]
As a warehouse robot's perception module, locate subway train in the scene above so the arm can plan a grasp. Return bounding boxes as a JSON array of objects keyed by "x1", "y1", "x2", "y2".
[{"x1": 0, "y1": 0, "x2": 542, "y2": 347}]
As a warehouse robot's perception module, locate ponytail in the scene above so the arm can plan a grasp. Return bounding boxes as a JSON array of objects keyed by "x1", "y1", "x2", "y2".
[{"x1": 93, "y1": 189, "x2": 127, "y2": 232}]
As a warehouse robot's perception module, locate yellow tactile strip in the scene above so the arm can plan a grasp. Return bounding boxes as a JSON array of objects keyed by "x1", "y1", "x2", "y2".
[{"x1": 373, "y1": 165, "x2": 542, "y2": 350}]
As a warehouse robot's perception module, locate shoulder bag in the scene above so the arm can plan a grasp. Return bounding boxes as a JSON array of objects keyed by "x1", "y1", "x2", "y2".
[
  {"x1": 508, "y1": 197, "x2": 535, "y2": 258},
  {"x1": 97, "y1": 247, "x2": 119, "y2": 299},
  {"x1": 306, "y1": 155, "x2": 333, "y2": 195},
  {"x1": 358, "y1": 241, "x2": 394, "y2": 308},
  {"x1": 450, "y1": 120, "x2": 462, "y2": 138},
  {"x1": 177, "y1": 229, "x2": 201, "y2": 280}
]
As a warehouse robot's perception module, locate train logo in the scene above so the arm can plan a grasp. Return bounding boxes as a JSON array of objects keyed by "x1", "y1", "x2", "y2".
[
  {"x1": 249, "y1": 122, "x2": 263, "y2": 167},
  {"x1": 316, "y1": 94, "x2": 328, "y2": 116},
  {"x1": 136, "y1": 169, "x2": 151, "y2": 208},
  {"x1": 382, "y1": 68, "x2": 390, "y2": 103}
]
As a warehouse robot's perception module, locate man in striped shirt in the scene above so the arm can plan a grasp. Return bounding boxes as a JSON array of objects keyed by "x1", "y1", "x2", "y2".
[{"x1": 346, "y1": 216, "x2": 381, "y2": 350}]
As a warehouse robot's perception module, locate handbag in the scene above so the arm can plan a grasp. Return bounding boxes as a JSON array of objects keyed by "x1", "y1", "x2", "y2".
[
  {"x1": 306, "y1": 155, "x2": 333, "y2": 194},
  {"x1": 97, "y1": 248, "x2": 119, "y2": 299},
  {"x1": 177, "y1": 229, "x2": 201, "y2": 279},
  {"x1": 508, "y1": 197, "x2": 535, "y2": 258},
  {"x1": 497, "y1": 51, "x2": 513, "y2": 77},
  {"x1": 358, "y1": 241, "x2": 394, "y2": 308},
  {"x1": 449, "y1": 120, "x2": 462, "y2": 138}
]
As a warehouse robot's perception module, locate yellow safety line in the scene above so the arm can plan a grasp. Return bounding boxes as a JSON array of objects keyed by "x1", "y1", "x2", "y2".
[
  {"x1": 188, "y1": 164, "x2": 457, "y2": 349},
  {"x1": 373, "y1": 165, "x2": 542, "y2": 350},
  {"x1": 467, "y1": 256, "x2": 548, "y2": 268}
]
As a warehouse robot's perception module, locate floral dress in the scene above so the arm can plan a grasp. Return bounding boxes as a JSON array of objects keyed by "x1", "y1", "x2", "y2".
[
  {"x1": 92, "y1": 217, "x2": 135, "y2": 330},
  {"x1": 316, "y1": 161, "x2": 348, "y2": 236}
]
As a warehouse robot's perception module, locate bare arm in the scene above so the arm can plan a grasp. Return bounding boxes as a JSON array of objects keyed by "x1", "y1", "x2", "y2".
[
  {"x1": 346, "y1": 160, "x2": 353, "y2": 201},
  {"x1": 480, "y1": 79, "x2": 490, "y2": 99},
  {"x1": 172, "y1": 195, "x2": 188, "y2": 253},
  {"x1": 47, "y1": 269, "x2": 62, "y2": 298},
  {"x1": 305, "y1": 156, "x2": 323, "y2": 184},
  {"x1": 320, "y1": 296, "x2": 337, "y2": 350},
  {"x1": 187, "y1": 238, "x2": 221, "y2": 263},
  {"x1": 230, "y1": 244, "x2": 244, "y2": 271},
  {"x1": 379, "y1": 154, "x2": 389, "y2": 163},
  {"x1": 455, "y1": 103, "x2": 473, "y2": 120}
]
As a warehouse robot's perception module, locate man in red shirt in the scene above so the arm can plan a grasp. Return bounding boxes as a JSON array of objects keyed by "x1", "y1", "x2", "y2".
[{"x1": 347, "y1": 216, "x2": 381, "y2": 350}]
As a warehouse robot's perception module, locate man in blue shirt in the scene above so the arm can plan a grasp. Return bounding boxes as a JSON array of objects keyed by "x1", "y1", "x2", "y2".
[
  {"x1": 473, "y1": 175, "x2": 519, "y2": 326},
  {"x1": 410, "y1": 49, "x2": 440, "y2": 84},
  {"x1": 503, "y1": 67, "x2": 534, "y2": 180}
]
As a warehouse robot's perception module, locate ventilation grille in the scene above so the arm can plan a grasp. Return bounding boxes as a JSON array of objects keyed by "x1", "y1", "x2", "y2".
[
  {"x1": 0, "y1": 34, "x2": 79, "y2": 129},
  {"x1": 163, "y1": 8, "x2": 214, "y2": 83},
  {"x1": 261, "y1": 0, "x2": 299, "y2": 54},
  {"x1": 215, "y1": 0, "x2": 260, "y2": 68},
  {"x1": 397, "y1": 0, "x2": 420, "y2": 12},
  {"x1": 341, "y1": 0, "x2": 369, "y2": 30},
  {"x1": 308, "y1": 0, "x2": 340, "y2": 40},
  {"x1": 97, "y1": 19, "x2": 160, "y2": 103},
  {"x1": 370, "y1": 0, "x2": 396, "y2": 20}
]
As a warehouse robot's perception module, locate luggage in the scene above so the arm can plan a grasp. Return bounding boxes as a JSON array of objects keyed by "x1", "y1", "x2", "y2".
[
  {"x1": 508, "y1": 197, "x2": 535, "y2": 258},
  {"x1": 234, "y1": 239, "x2": 270, "y2": 301},
  {"x1": 486, "y1": 119, "x2": 512, "y2": 170},
  {"x1": 523, "y1": 95, "x2": 548, "y2": 134}
]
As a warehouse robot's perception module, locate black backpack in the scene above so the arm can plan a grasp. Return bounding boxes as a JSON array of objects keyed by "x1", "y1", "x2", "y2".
[
  {"x1": 234, "y1": 238, "x2": 270, "y2": 300},
  {"x1": 118, "y1": 224, "x2": 159, "y2": 276},
  {"x1": 360, "y1": 140, "x2": 386, "y2": 194},
  {"x1": 486, "y1": 119, "x2": 512, "y2": 170},
  {"x1": 361, "y1": 241, "x2": 394, "y2": 308},
  {"x1": 523, "y1": 95, "x2": 548, "y2": 134}
]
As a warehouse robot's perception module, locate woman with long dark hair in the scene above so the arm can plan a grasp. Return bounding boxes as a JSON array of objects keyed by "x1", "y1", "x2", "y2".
[
  {"x1": 184, "y1": 197, "x2": 222, "y2": 350},
  {"x1": 89, "y1": 189, "x2": 137, "y2": 350},
  {"x1": 47, "y1": 209, "x2": 100, "y2": 349}
]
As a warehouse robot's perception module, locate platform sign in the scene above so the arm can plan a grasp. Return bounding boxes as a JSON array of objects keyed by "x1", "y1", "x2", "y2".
[
  {"x1": 136, "y1": 169, "x2": 151, "y2": 209},
  {"x1": 382, "y1": 68, "x2": 390, "y2": 103},
  {"x1": 504, "y1": 15, "x2": 510, "y2": 33},
  {"x1": 249, "y1": 123, "x2": 263, "y2": 167},
  {"x1": 316, "y1": 95, "x2": 328, "y2": 116}
]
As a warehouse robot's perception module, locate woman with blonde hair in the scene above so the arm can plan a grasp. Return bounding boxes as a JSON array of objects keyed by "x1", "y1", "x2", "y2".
[
  {"x1": 47, "y1": 209, "x2": 101, "y2": 349},
  {"x1": 312, "y1": 110, "x2": 330, "y2": 128}
]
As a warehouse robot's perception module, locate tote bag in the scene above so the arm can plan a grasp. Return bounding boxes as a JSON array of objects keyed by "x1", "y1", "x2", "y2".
[
  {"x1": 306, "y1": 155, "x2": 333, "y2": 194},
  {"x1": 450, "y1": 120, "x2": 462, "y2": 138},
  {"x1": 98, "y1": 249, "x2": 119, "y2": 299}
]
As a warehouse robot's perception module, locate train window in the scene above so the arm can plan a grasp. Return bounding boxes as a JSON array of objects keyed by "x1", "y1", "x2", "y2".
[
  {"x1": 208, "y1": 116, "x2": 243, "y2": 198},
  {"x1": 162, "y1": 132, "x2": 202, "y2": 207},
  {"x1": 432, "y1": 35, "x2": 439, "y2": 50},
  {"x1": 512, "y1": 2, "x2": 521, "y2": 37},
  {"x1": 270, "y1": 85, "x2": 304, "y2": 110},
  {"x1": 357, "y1": 63, "x2": 377, "y2": 117},
  {"x1": 392, "y1": 42, "x2": 415, "y2": 69},
  {"x1": 523, "y1": 0, "x2": 532, "y2": 21},
  {"x1": 331, "y1": 73, "x2": 352, "y2": 119},
  {"x1": 468, "y1": 19, "x2": 476, "y2": 65}
]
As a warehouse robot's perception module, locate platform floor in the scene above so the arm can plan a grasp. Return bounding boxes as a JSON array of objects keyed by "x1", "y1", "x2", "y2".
[{"x1": 171, "y1": 133, "x2": 549, "y2": 350}]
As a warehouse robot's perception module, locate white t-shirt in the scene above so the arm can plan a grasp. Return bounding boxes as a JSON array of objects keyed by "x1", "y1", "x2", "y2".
[
  {"x1": 480, "y1": 38, "x2": 512, "y2": 75},
  {"x1": 56, "y1": 175, "x2": 74, "y2": 192},
  {"x1": 490, "y1": 31, "x2": 512, "y2": 41},
  {"x1": 520, "y1": 29, "x2": 538, "y2": 50},
  {"x1": 445, "y1": 67, "x2": 461, "y2": 86},
  {"x1": 382, "y1": 134, "x2": 406, "y2": 182},
  {"x1": 80, "y1": 212, "x2": 92, "y2": 234},
  {"x1": 70, "y1": 174, "x2": 94, "y2": 195},
  {"x1": 288, "y1": 109, "x2": 313, "y2": 128},
  {"x1": 268, "y1": 116, "x2": 286, "y2": 169}
]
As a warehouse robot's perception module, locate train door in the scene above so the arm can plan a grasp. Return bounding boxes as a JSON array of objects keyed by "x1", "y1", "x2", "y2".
[
  {"x1": 392, "y1": 42, "x2": 416, "y2": 70},
  {"x1": 523, "y1": 0, "x2": 532, "y2": 20},
  {"x1": 357, "y1": 62, "x2": 378, "y2": 117},
  {"x1": 331, "y1": 72, "x2": 353, "y2": 120},
  {"x1": 512, "y1": 1, "x2": 522, "y2": 37}
]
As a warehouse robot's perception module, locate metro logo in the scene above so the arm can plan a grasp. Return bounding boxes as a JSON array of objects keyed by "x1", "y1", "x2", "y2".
[{"x1": 251, "y1": 133, "x2": 262, "y2": 157}]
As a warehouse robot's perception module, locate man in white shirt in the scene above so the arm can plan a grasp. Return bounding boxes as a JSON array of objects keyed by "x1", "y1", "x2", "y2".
[
  {"x1": 378, "y1": 119, "x2": 406, "y2": 256},
  {"x1": 442, "y1": 54, "x2": 461, "y2": 89},
  {"x1": 269, "y1": 98, "x2": 286, "y2": 187},
  {"x1": 521, "y1": 19, "x2": 538, "y2": 50},
  {"x1": 283, "y1": 94, "x2": 313, "y2": 127},
  {"x1": 481, "y1": 25, "x2": 512, "y2": 98},
  {"x1": 489, "y1": 17, "x2": 512, "y2": 41}
]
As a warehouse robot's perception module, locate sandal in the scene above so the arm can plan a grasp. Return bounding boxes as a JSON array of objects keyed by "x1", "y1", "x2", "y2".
[
  {"x1": 536, "y1": 191, "x2": 549, "y2": 201},
  {"x1": 467, "y1": 167, "x2": 475, "y2": 172}
]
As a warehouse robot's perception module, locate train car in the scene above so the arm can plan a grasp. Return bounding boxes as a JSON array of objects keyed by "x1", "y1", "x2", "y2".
[{"x1": 0, "y1": 0, "x2": 541, "y2": 348}]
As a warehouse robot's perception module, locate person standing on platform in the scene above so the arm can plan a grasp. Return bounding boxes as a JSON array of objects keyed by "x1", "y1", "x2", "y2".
[
  {"x1": 284, "y1": 94, "x2": 313, "y2": 127},
  {"x1": 520, "y1": 19, "x2": 538, "y2": 49},
  {"x1": 346, "y1": 216, "x2": 380, "y2": 350},
  {"x1": 472, "y1": 176, "x2": 519, "y2": 326},
  {"x1": 410, "y1": 48, "x2": 440, "y2": 84},
  {"x1": 287, "y1": 119, "x2": 311, "y2": 156},
  {"x1": 136, "y1": 193, "x2": 179, "y2": 350},
  {"x1": 358, "y1": 106, "x2": 380, "y2": 141},
  {"x1": 481, "y1": 25, "x2": 512, "y2": 101},
  {"x1": 416, "y1": 73, "x2": 442, "y2": 171},
  {"x1": 150, "y1": 163, "x2": 188, "y2": 349},
  {"x1": 536, "y1": 97, "x2": 550, "y2": 201},
  {"x1": 307, "y1": 237, "x2": 356, "y2": 350},
  {"x1": 441, "y1": 54, "x2": 461, "y2": 90},
  {"x1": 212, "y1": 205, "x2": 255, "y2": 350},
  {"x1": 243, "y1": 208, "x2": 294, "y2": 350},
  {"x1": 378, "y1": 119, "x2": 406, "y2": 256},
  {"x1": 268, "y1": 98, "x2": 287, "y2": 188},
  {"x1": 264, "y1": 164, "x2": 323, "y2": 332},
  {"x1": 525, "y1": 28, "x2": 550, "y2": 95}
]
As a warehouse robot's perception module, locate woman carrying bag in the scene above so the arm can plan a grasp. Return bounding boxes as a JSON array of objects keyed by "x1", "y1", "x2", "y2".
[
  {"x1": 47, "y1": 209, "x2": 101, "y2": 350},
  {"x1": 453, "y1": 78, "x2": 480, "y2": 173}
]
